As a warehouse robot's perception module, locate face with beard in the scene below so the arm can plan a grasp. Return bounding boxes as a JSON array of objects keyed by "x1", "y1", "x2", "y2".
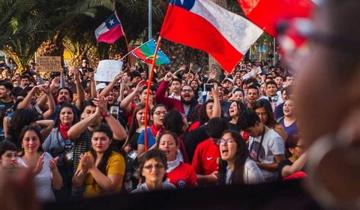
[
  {"x1": 57, "y1": 88, "x2": 71, "y2": 103},
  {"x1": 181, "y1": 85, "x2": 194, "y2": 104}
]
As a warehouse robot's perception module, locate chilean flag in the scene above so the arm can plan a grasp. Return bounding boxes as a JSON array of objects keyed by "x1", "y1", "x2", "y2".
[
  {"x1": 237, "y1": 0, "x2": 316, "y2": 36},
  {"x1": 95, "y1": 12, "x2": 125, "y2": 44},
  {"x1": 160, "y1": 0, "x2": 263, "y2": 73}
]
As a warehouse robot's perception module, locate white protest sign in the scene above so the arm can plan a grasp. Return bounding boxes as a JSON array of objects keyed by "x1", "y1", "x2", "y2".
[{"x1": 95, "y1": 60, "x2": 123, "y2": 82}]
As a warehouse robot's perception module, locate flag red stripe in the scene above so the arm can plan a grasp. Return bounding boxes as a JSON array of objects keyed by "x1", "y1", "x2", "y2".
[
  {"x1": 97, "y1": 25, "x2": 124, "y2": 44},
  {"x1": 160, "y1": 5, "x2": 243, "y2": 73}
]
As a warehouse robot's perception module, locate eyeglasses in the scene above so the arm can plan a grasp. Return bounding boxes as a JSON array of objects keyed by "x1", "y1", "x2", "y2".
[
  {"x1": 143, "y1": 163, "x2": 164, "y2": 170},
  {"x1": 182, "y1": 89, "x2": 193, "y2": 92},
  {"x1": 218, "y1": 138, "x2": 236, "y2": 145}
]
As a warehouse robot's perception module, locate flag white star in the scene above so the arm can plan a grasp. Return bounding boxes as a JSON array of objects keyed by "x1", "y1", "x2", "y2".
[{"x1": 108, "y1": 19, "x2": 115, "y2": 25}]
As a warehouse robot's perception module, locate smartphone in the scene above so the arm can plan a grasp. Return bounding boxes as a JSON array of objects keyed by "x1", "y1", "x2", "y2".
[
  {"x1": 204, "y1": 83, "x2": 214, "y2": 92},
  {"x1": 110, "y1": 106, "x2": 119, "y2": 118}
]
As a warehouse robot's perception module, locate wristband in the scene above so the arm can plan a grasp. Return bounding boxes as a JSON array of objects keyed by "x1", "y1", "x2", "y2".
[{"x1": 101, "y1": 111, "x2": 110, "y2": 118}]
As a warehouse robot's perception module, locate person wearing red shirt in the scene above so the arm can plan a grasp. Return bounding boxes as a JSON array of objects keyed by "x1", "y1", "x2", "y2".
[
  {"x1": 191, "y1": 118, "x2": 228, "y2": 185},
  {"x1": 157, "y1": 131, "x2": 197, "y2": 188},
  {"x1": 155, "y1": 73, "x2": 198, "y2": 122}
]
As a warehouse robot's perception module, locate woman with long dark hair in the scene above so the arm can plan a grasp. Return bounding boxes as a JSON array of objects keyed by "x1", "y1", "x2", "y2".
[
  {"x1": 42, "y1": 103, "x2": 79, "y2": 200},
  {"x1": 227, "y1": 101, "x2": 246, "y2": 132},
  {"x1": 156, "y1": 131, "x2": 197, "y2": 188},
  {"x1": 253, "y1": 99, "x2": 287, "y2": 140},
  {"x1": 72, "y1": 124, "x2": 126, "y2": 198},
  {"x1": 7, "y1": 109, "x2": 54, "y2": 148},
  {"x1": 218, "y1": 130, "x2": 264, "y2": 185},
  {"x1": 123, "y1": 104, "x2": 147, "y2": 154}
]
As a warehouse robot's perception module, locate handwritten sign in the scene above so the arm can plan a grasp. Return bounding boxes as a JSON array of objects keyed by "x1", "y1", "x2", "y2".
[
  {"x1": 95, "y1": 60, "x2": 123, "y2": 82},
  {"x1": 35, "y1": 56, "x2": 62, "y2": 72}
]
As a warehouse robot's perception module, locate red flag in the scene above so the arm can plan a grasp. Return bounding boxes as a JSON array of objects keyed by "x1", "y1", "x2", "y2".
[
  {"x1": 160, "y1": 0, "x2": 262, "y2": 73},
  {"x1": 237, "y1": 0, "x2": 315, "y2": 36}
]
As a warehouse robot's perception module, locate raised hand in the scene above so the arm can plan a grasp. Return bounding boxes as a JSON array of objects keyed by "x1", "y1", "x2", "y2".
[
  {"x1": 33, "y1": 154, "x2": 44, "y2": 175},
  {"x1": 49, "y1": 157, "x2": 59, "y2": 171},
  {"x1": 211, "y1": 83, "x2": 219, "y2": 99},
  {"x1": 135, "y1": 80, "x2": 146, "y2": 93},
  {"x1": 209, "y1": 70, "x2": 217, "y2": 80},
  {"x1": 163, "y1": 72, "x2": 173, "y2": 82},
  {"x1": 95, "y1": 95, "x2": 108, "y2": 114},
  {"x1": 114, "y1": 72, "x2": 123, "y2": 83},
  {"x1": 81, "y1": 153, "x2": 95, "y2": 171}
]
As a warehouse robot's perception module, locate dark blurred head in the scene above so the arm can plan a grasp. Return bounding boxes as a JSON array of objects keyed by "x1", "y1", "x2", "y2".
[
  {"x1": 205, "y1": 117, "x2": 229, "y2": 140},
  {"x1": 163, "y1": 110, "x2": 185, "y2": 135}
]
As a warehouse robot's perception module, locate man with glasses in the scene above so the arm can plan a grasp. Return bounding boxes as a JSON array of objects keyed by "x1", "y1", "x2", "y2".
[{"x1": 156, "y1": 72, "x2": 198, "y2": 122}]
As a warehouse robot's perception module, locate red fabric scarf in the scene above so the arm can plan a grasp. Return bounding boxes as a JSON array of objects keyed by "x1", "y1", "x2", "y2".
[
  {"x1": 150, "y1": 124, "x2": 162, "y2": 138},
  {"x1": 59, "y1": 124, "x2": 70, "y2": 139}
]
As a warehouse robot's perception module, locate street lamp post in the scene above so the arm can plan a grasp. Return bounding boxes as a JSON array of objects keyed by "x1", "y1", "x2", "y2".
[{"x1": 148, "y1": 0, "x2": 152, "y2": 40}]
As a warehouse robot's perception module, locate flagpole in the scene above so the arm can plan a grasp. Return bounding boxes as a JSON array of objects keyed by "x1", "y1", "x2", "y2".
[
  {"x1": 143, "y1": 36, "x2": 162, "y2": 152},
  {"x1": 120, "y1": 39, "x2": 154, "y2": 61},
  {"x1": 123, "y1": 34, "x2": 131, "y2": 64},
  {"x1": 148, "y1": 0, "x2": 153, "y2": 73},
  {"x1": 148, "y1": 0, "x2": 152, "y2": 39},
  {"x1": 113, "y1": 10, "x2": 131, "y2": 64}
]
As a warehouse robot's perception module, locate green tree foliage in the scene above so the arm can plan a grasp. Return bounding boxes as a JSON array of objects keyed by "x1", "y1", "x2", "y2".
[{"x1": 0, "y1": 0, "x2": 165, "y2": 71}]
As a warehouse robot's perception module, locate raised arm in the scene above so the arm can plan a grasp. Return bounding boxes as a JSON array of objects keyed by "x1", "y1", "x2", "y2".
[
  {"x1": 99, "y1": 73, "x2": 122, "y2": 98},
  {"x1": 119, "y1": 80, "x2": 145, "y2": 112},
  {"x1": 97, "y1": 96, "x2": 127, "y2": 141},
  {"x1": 41, "y1": 86, "x2": 56, "y2": 119},
  {"x1": 67, "y1": 109, "x2": 101, "y2": 140},
  {"x1": 17, "y1": 86, "x2": 39, "y2": 109},
  {"x1": 89, "y1": 72, "x2": 97, "y2": 99},
  {"x1": 282, "y1": 153, "x2": 307, "y2": 177},
  {"x1": 72, "y1": 67, "x2": 85, "y2": 110},
  {"x1": 155, "y1": 73, "x2": 178, "y2": 109},
  {"x1": 36, "y1": 119, "x2": 55, "y2": 139},
  {"x1": 210, "y1": 84, "x2": 221, "y2": 119}
]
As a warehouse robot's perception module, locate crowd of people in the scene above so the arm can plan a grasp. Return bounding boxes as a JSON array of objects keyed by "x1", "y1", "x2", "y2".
[
  {"x1": 0, "y1": 56, "x2": 307, "y2": 202},
  {"x1": 1, "y1": 0, "x2": 360, "y2": 209}
]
